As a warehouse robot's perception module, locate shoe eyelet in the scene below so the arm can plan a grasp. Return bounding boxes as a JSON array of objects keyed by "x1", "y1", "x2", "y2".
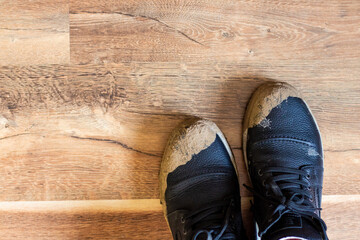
[
  {"x1": 265, "y1": 190, "x2": 270, "y2": 197},
  {"x1": 258, "y1": 169, "x2": 263, "y2": 176},
  {"x1": 183, "y1": 230, "x2": 187, "y2": 235},
  {"x1": 262, "y1": 180, "x2": 266, "y2": 186},
  {"x1": 307, "y1": 186, "x2": 311, "y2": 190},
  {"x1": 181, "y1": 217, "x2": 185, "y2": 223},
  {"x1": 306, "y1": 174, "x2": 311, "y2": 179}
]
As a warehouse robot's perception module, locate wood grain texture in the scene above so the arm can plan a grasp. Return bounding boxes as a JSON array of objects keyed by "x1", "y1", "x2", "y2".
[
  {"x1": 0, "y1": 199, "x2": 172, "y2": 240},
  {"x1": 69, "y1": 0, "x2": 360, "y2": 64},
  {"x1": 0, "y1": 0, "x2": 69, "y2": 65},
  {"x1": 1, "y1": 1, "x2": 360, "y2": 238},
  {"x1": 0, "y1": 64, "x2": 359, "y2": 200},
  {"x1": 0, "y1": 196, "x2": 358, "y2": 239},
  {"x1": 321, "y1": 195, "x2": 360, "y2": 240}
]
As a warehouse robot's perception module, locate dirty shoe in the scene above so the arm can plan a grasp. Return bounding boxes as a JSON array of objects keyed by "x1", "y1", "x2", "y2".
[
  {"x1": 160, "y1": 118, "x2": 246, "y2": 239},
  {"x1": 243, "y1": 82, "x2": 328, "y2": 240}
]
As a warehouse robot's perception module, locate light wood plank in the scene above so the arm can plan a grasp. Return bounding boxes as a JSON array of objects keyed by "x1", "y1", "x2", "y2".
[
  {"x1": 69, "y1": 0, "x2": 360, "y2": 64},
  {"x1": 321, "y1": 195, "x2": 360, "y2": 240},
  {"x1": 0, "y1": 199, "x2": 171, "y2": 240},
  {"x1": 0, "y1": 64, "x2": 359, "y2": 200},
  {"x1": 0, "y1": 0, "x2": 69, "y2": 65},
  {"x1": 0, "y1": 196, "x2": 358, "y2": 239}
]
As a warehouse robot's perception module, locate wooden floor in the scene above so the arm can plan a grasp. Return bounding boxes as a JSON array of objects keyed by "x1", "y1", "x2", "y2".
[{"x1": 0, "y1": 0, "x2": 359, "y2": 239}]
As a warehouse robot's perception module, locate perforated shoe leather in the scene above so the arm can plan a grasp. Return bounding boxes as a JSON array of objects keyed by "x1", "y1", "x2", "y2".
[{"x1": 243, "y1": 82, "x2": 328, "y2": 240}]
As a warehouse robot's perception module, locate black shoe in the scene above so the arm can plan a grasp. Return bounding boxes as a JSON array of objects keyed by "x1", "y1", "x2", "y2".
[
  {"x1": 160, "y1": 118, "x2": 246, "y2": 240},
  {"x1": 243, "y1": 82, "x2": 328, "y2": 240}
]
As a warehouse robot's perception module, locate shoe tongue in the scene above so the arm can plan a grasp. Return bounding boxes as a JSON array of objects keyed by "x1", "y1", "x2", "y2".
[
  {"x1": 194, "y1": 232, "x2": 236, "y2": 240},
  {"x1": 263, "y1": 213, "x2": 323, "y2": 240}
]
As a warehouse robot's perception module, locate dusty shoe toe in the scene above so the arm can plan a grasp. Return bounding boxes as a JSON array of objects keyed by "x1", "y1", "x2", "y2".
[
  {"x1": 160, "y1": 118, "x2": 245, "y2": 240},
  {"x1": 243, "y1": 82, "x2": 328, "y2": 240}
]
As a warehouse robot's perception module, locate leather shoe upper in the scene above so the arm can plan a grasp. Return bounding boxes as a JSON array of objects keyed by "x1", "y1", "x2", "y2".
[
  {"x1": 243, "y1": 83, "x2": 328, "y2": 240},
  {"x1": 160, "y1": 119, "x2": 246, "y2": 240}
]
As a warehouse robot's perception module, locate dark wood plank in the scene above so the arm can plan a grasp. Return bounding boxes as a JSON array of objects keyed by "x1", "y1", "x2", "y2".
[
  {"x1": 0, "y1": 64, "x2": 359, "y2": 200},
  {"x1": 0, "y1": 0, "x2": 69, "y2": 65},
  {"x1": 69, "y1": 0, "x2": 360, "y2": 64}
]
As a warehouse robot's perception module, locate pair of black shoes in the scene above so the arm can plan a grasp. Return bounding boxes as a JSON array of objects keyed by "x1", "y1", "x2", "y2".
[{"x1": 159, "y1": 82, "x2": 328, "y2": 240}]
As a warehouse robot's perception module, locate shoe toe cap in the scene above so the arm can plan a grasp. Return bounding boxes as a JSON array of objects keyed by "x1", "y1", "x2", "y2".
[{"x1": 160, "y1": 118, "x2": 235, "y2": 213}]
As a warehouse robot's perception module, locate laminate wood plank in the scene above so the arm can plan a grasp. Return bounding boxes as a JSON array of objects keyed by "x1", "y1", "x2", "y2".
[
  {"x1": 0, "y1": 196, "x2": 358, "y2": 239},
  {"x1": 0, "y1": 0, "x2": 69, "y2": 65},
  {"x1": 69, "y1": 0, "x2": 360, "y2": 64},
  {"x1": 0, "y1": 199, "x2": 172, "y2": 240},
  {"x1": 0, "y1": 64, "x2": 359, "y2": 200},
  {"x1": 320, "y1": 195, "x2": 360, "y2": 240},
  {"x1": 1, "y1": 1, "x2": 358, "y2": 239}
]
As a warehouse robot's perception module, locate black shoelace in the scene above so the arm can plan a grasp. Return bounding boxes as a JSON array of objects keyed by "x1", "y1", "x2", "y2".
[
  {"x1": 244, "y1": 166, "x2": 328, "y2": 240},
  {"x1": 182, "y1": 199, "x2": 236, "y2": 240}
]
